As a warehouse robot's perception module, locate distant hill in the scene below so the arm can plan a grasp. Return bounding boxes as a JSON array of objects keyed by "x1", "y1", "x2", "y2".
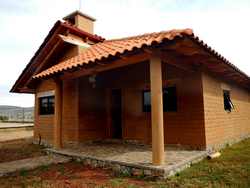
[{"x1": 0, "y1": 105, "x2": 34, "y2": 122}]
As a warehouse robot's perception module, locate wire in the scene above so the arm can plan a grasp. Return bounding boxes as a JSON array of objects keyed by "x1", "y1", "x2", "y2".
[{"x1": 79, "y1": 0, "x2": 82, "y2": 11}]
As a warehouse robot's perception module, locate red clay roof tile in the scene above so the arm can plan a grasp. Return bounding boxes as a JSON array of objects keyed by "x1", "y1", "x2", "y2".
[
  {"x1": 33, "y1": 28, "x2": 250, "y2": 89},
  {"x1": 34, "y1": 29, "x2": 193, "y2": 78}
]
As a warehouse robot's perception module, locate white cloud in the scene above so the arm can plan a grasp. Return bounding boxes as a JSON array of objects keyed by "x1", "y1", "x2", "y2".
[{"x1": 0, "y1": 0, "x2": 250, "y2": 107}]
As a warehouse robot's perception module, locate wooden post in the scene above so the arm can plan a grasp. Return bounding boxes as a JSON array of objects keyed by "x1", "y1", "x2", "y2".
[
  {"x1": 54, "y1": 79, "x2": 62, "y2": 149},
  {"x1": 150, "y1": 56, "x2": 165, "y2": 165}
]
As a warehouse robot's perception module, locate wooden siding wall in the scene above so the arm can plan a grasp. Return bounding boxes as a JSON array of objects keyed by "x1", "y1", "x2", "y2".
[
  {"x1": 78, "y1": 77, "x2": 107, "y2": 141},
  {"x1": 34, "y1": 79, "x2": 56, "y2": 145},
  {"x1": 34, "y1": 62, "x2": 206, "y2": 148},
  {"x1": 202, "y1": 72, "x2": 250, "y2": 149},
  {"x1": 61, "y1": 79, "x2": 79, "y2": 144},
  {"x1": 77, "y1": 62, "x2": 206, "y2": 148}
]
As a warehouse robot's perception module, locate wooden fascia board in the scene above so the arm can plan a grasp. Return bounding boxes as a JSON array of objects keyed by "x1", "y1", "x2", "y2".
[
  {"x1": 33, "y1": 38, "x2": 63, "y2": 75},
  {"x1": 63, "y1": 23, "x2": 104, "y2": 43},
  {"x1": 161, "y1": 53, "x2": 195, "y2": 72},
  {"x1": 10, "y1": 22, "x2": 64, "y2": 93},
  {"x1": 18, "y1": 87, "x2": 35, "y2": 93},
  {"x1": 59, "y1": 48, "x2": 196, "y2": 81},
  {"x1": 24, "y1": 37, "x2": 63, "y2": 88},
  {"x1": 145, "y1": 48, "x2": 195, "y2": 72},
  {"x1": 60, "y1": 52, "x2": 152, "y2": 80}
]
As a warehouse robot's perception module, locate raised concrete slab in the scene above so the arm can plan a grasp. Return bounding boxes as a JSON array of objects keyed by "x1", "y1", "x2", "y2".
[
  {"x1": 0, "y1": 130, "x2": 33, "y2": 142},
  {"x1": 0, "y1": 155, "x2": 70, "y2": 177},
  {"x1": 0, "y1": 123, "x2": 33, "y2": 129},
  {"x1": 47, "y1": 142, "x2": 207, "y2": 178},
  {"x1": 0, "y1": 123, "x2": 34, "y2": 142}
]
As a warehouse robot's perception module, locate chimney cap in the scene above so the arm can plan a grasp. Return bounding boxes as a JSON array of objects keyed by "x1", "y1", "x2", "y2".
[{"x1": 63, "y1": 10, "x2": 96, "y2": 22}]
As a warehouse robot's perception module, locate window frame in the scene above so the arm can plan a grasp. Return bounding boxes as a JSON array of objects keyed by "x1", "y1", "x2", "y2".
[
  {"x1": 39, "y1": 96, "x2": 55, "y2": 115},
  {"x1": 223, "y1": 90, "x2": 234, "y2": 112}
]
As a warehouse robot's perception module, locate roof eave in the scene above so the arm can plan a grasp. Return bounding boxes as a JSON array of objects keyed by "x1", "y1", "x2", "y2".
[
  {"x1": 10, "y1": 20, "x2": 63, "y2": 93},
  {"x1": 11, "y1": 20, "x2": 105, "y2": 94},
  {"x1": 33, "y1": 31, "x2": 250, "y2": 90},
  {"x1": 10, "y1": 86, "x2": 35, "y2": 94}
]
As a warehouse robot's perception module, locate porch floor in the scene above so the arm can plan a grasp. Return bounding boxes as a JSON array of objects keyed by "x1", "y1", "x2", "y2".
[{"x1": 48, "y1": 141, "x2": 207, "y2": 178}]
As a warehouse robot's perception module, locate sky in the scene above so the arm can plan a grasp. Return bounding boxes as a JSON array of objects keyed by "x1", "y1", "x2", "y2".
[{"x1": 0, "y1": 0, "x2": 250, "y2": 107}]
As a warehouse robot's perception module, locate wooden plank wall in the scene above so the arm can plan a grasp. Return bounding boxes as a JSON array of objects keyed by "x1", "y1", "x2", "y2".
[
  {"x1": 34, "y1": 62, "x2": 207, "y2": 149},
  {"x1": 202, "y1": 71, "x2": 250, "y2": 149}
]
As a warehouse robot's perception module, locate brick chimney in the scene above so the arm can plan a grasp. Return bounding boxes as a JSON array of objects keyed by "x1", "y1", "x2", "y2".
[{"x1": 63, "y1": 10, "x2": 96, "y2": 34}]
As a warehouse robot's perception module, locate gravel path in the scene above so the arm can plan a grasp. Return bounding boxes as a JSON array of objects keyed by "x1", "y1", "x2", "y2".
[{"x1": 0, "y1": 155, "x2": 71, "y2": 177}]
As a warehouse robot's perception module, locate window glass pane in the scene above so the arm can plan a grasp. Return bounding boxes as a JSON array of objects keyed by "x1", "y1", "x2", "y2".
[
  {"x1": 143, "y1": 90, "x2": 151, "y2": 112},
  {"x1": 41, "y1": 98, "x2": 48, "y2": 107},
  {"x1": 48, "y1": 96, "x2": 55, "y2": 114},
  {"x1": 39, "y1": 96, "x2": 55, "y2": 115},
  {"x1": 142, "y1": 87, "x2": 177, "y2": 112},
  {"x1": 223, "y1": 90, "x2": 233, "y2": 112},
  {"x1": 48, "y1": 97, "x2": 54, "y2": 103},
  {"x1": 163, "y1": 87, "x2": 177, "y2": 112},
  {"x1": 144, "y1": 91, "x2": 151, "y2": 106}
]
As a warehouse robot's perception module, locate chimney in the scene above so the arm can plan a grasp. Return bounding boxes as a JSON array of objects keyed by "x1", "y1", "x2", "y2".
[{"x1": 63, "y1": 10, "x2": 96, "y2": 34}]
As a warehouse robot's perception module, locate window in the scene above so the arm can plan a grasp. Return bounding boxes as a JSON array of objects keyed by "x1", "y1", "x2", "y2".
[
  {"x1": 39, "y1": 96, "x2": 55, "y2": 115},
  {"x1": 142, "y1": 86, "x2": 177, "y2": 112},
  {"x1": 223, "y1": 90, "x2": 234, "y2": 112}
]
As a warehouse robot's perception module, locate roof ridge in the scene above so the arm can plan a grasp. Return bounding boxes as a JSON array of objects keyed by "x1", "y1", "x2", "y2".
[
  {"x1": 105, "y1": 28, "x2": 193, "y2": 42},
  {"x1": 61, "y1": 20, "x2": 105, "y2": 41}
]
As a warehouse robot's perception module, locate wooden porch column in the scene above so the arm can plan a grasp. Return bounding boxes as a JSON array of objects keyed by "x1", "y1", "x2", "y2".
[
  {"x1": 54, "y1": 79, "x2": 62, "y2": 149},
  {"x1": 150, "y1": 56, "x2": 165, "y2": 165}
]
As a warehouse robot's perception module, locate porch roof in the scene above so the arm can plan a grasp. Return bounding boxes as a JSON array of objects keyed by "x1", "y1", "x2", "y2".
[
  {"x1": 33, "y1": 28, "x2": 193, "y2": 79},
  {"x1": 33, "y1": 28, "x2": 250, "y2": 90}
]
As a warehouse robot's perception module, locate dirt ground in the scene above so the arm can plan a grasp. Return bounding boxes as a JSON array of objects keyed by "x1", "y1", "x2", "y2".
[
  {"x1": 0, "y1": 162, "x2": 149, "y2": 188},
  {"x1": 0, "y1": 139, "x2": 45, "y2": 163}
]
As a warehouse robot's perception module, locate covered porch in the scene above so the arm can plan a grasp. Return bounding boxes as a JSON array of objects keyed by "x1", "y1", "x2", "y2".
[
  {"x1": 52, "y1": 50, "x2": 206, "y2": 166},
  {"x1": 33, "y1": 30, "x2": 217, "y2": 166},
  {"x1": 48, "y1": 140, "x2": 206, "y2": 178}
]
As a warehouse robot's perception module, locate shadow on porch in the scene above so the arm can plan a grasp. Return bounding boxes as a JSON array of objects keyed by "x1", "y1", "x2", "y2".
[{"x1": 47, "y1": 140, "x2": 207, "y2": 178}]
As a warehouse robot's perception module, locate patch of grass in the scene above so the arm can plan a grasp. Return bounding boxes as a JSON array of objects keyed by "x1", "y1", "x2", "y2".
[
  {"x1": 0, "y1": 141, "x2": 46, "y2": 163},
  {"x1": 109, "y1": 178, "x2": 125, "y2": 187},
  {"x1": 157, "y1": 138, "x2": 250, "y2": 187},
  {"x1": 38, "y1": 165, "x2": 49, "y2": 172},
  {"x1": 127, "y1": 184, "x2": 140, "y2": 188},
  {"x1": 19, "y1": 169, "x2": 29, "y2": 177},
  {"x1": 108, "y1": 178, "x2": 142, "y2": 188},
  {"x1": 58, "y1": 165, "x2": 65, "y2": 175}
]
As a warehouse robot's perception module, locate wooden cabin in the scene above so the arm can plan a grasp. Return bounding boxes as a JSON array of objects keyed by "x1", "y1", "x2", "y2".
[{"x1": 11, "y1": 11, "x2": 250, "y2": 165}]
